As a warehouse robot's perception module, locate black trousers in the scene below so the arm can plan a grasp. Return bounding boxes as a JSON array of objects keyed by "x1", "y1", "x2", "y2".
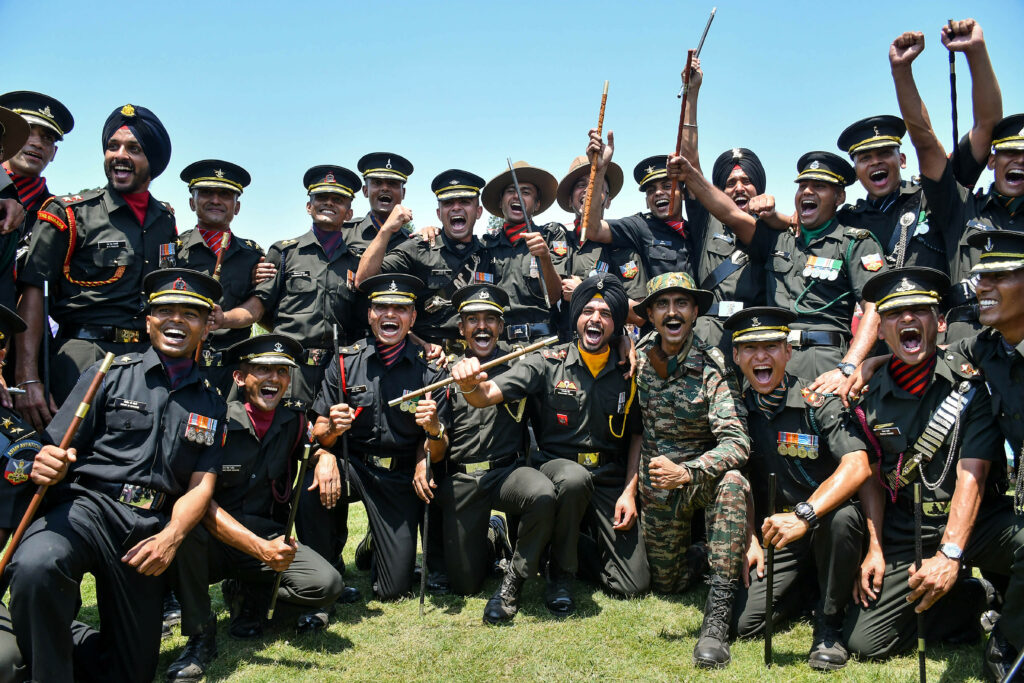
[
  {"x1": 295, "y1": 455, "x2": 353, "y2": 574},
  {"x1": 733, "y1": 501, "x2": 864, "y2": 638},
  {"x1": 436, "y1": 460, "x2": 555, "y2": 594},
  {"x1": 7, "y1": 488, "x2": 165, "y2": 683},
  {"x1": 171, "y1": 522, "x2": 344, "y2": 636},
  {"x1": 0, "y1": 603, "x2": 24, "y2": 683},
  {"x1": 537, "y1": 456, "x2": 650, "y2": 598}
]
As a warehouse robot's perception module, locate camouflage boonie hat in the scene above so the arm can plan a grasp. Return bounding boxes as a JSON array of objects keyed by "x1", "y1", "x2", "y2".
[{"x1": 634, "y1": 271, "x2": 712, "y2": 318}]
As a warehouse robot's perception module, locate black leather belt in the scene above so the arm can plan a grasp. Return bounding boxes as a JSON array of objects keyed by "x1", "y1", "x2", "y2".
[
  {"x1": 303, "y1": 348, "x2": 331, "y2": 366},
  {"x1": 786, "y1": 329, "x2": 847, "y2": 348},
  {"x1": 76, "y1": 475, "x2": 167, "y2": 512},
  {"x1": 63, "y1": 324, "x2": 148, "y2": 344},
  {"x1": 360, "y1": 453, "x2": 411, "y2": 471},
  {"x1": 945, "y1": 305, "x2": 979, "y2": 325},
  {"x1": 705, "y1": 301, "x2": 744, "y2": 318},
  {"x1": 506, "y1": 322, "x2": 551, "y2": 342},
  {"x1": 895, "y1": 495, "x2": 950, "y2": 519},
  {"x1": 455, "y1": 453, "x2": 521, "y2": 475}
]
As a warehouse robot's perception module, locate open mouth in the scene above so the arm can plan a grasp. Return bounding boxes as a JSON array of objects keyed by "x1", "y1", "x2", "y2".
[
  {"x1": 753, "y1": 363, "x2": 772, "y2": 384},
  {"x1": 799, "y1": 197, "x2": 818, "y2": 218},
  {"x1": 1005, "y1": 168, "x2": 1024, "y2": 187},
  {"x1": 472, "y1": 330, "x2": 493, "y2": 343},
  {"x1": 259, "y1": 383, "x2": 280, "y2": 401},
  {"x1": 377, "y1": 192, "x2": 393, "y2": 208},
  {"x1": 379, "y1": 320, "x2": 400, "y2": 335},
  {"x1": 979, "y1": 297, "x2": 999, "y2": 311},
  {"x1": 111, "y1": 162, "x2": 134, "y2": 182},
  {"x1": 663, "y1": 317, "x2": 684, "y2": 334},
  {"x1": 654, "y1": 198, "x2": 670, "y2": 211},
  {"x1": 899, "y1": 326, "x2": 922, "y2": 354},
  {"x1": 163, "y1": 327, "x2": 188, "y2": 343},
  {"x1": 21, "y1": 149, "x2": 42, "y2": 162},
  {"x1": 583, "y1": 323, "x2": 604, "y2": 346},
  {"x1": 450, "y1": 215, "x2": 467, "y2": 229},
  {"x1": 733, "y1": 195, "x2": 749, "y2": 210},
  {"x1": 509, "y1": 201, "x2": 523, "y2": 215},
  {"x1": 319, "y1": 206, "x2": 337, "y2": 216},
  {"x1": 869, "y1": 168, "x2": 890, "y2": 188}
]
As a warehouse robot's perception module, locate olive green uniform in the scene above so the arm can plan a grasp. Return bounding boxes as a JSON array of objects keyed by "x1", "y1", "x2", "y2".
[
  {"x1": 478, "y1": 228, "x2": 562, "y2": 343},
  {"x1": 733, "y1": 377, "x2": 867, "y2": 637},
  {"x1": 607, "y1": 212, "x2": 696, "y2": 280},
  {"x1": 746, "y1": 219, "x2": 887, "y2": 378},
  {"x1": 22, "y1": 186, "x2": 177, "y2": 403},
  {"x1": 493, "y1": 342, "x2": 650, "y2": 598},
  {"x1": 436, "y1": 344, "x2": 556, "y2": 594},
  {"x1": 844, "y1": 351, "x2": 1024, "y2": 658}
]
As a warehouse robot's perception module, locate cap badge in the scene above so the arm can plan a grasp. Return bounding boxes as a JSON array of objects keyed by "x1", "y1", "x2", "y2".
[
  {"x1": 750, "y1": 317, "x2": 761, "y2": 327},
  {"x1": 120, "y1": 104, "x2": 136, "y2": 117},
  {"x1": 732, "y1": 148, "x2": 742, "y2": 160},
  {"x1": 273, "y1": 342, "x2": 284, "y2": 352},
  {"x1": 385, "y1": 158, "x2": 393, "y2": 170},
  {"x1": 214, "y1": 169, "x2": 225, "y2": 178},
  {"x1": 480, "y1": 290, "x2": 490, "y2": 299},
  {"x1": 449, "y1": 179, "x2": 459, "y2": 185},
  {"x1": 873, "y1": 125, "x2": 880, "y2": 136},
  {"x1": 388, "y1": 280, "x2": 398, "y2": 292},
  {"x1": 985, "y1": 238, "x2": 994, "y2": 252},
  {"x1": 325, "y1": 172, "x2": 335, "y2": 183},
  {"x1": 596, "y1": 279, "x2": 604, "y2": 290},
  {"x1": 896, "y1": 277, "x2": 914, "y2": 292},
  {"x1": 646, "y1": 165, "x2": 655, "y2": 175},
  {"x1": 809, "y1": 160, "x2": 821, "y2": 170},
  {"x1": 172, "y1": 277, "x2": 188, "y2": 291},
  {"x1": 39, "y1": 106, "x2": 52, "y2": 118}
]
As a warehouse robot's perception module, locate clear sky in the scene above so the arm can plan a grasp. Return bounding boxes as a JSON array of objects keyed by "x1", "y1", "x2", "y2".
[{"x1": 3, "y1": 0, "x2": 1021, "y2": 247}]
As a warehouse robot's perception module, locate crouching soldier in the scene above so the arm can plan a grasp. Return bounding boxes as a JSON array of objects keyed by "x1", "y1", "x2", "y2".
[
  {"x1": 633, "y1": 272, "x2": 750, "y2": 669},
  {"x1": 724, "y1": 307, "x2": 871, "y2": 671},
  {"x1": 166, "y1": 334, "x2": 346, "y2": 682}
]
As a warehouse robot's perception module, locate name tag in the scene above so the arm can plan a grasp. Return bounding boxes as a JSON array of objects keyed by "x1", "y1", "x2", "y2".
[
  {"x1": 222, "y1": 464, "x2": 241, "y2": 473},
  {"x1": 288, "y1": 270, "x2": 310, "y2": 278},
  {"x1": 712, "y1": 232, "x2": 735, "y2": 245},
  {"x1": 873, "y1": 424, "x2": 902, "y2": 437},
  {"x1": 112, "y1": 398, "x2": 147, "y2": 412},
  {"x1": 349, "y1": 385, "x2": 368, "y2": 394},
  {"x1": 98, "y1": 240, "x2": 127, "y2": 249}
]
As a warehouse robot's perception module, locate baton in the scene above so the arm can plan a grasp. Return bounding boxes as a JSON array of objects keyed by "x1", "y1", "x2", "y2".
[
  {"x1": 194, "y1": 231, "x2": 232, "y2": 363},
  {"x1": 387, "y1": 335, "x2": 559, "y2": 407},
  {"x1": 42, "y1": 280, "x2": 50, "y2": 406},
  {"x1": 0, "y1": 352, "x2": 116, "y2": 578},
  {"x1": 580, "y1": 81, "x2": 610, "y2": 244},
  {"x1": 676, "y1": 7, "x2": 717, "y2": 98},
  {"x1": 764, "y1": 472, "x2": 776, "y2": 668},
  {"x1": 333, "y1": 324, "x2": 354, "y2": 497},
  {"x1": 267, "y1": 440, "x2": 313, "y2": 619},
  {"x1": 914, "y1": 482, "x2": 926, "y2": 683},
  {"x1": 507, "y1": 158, "x2": 551, "y2": 309},
  {"x1": 948, "y1": 20, "x2": 958, "y2": 149},
  {"x1": 419, "y1": 461, "x2": 432, "y2": 617}
]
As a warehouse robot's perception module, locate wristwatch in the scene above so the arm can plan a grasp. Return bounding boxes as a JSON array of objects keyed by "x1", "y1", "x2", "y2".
[
  {"x1": 794, "y1": 501, "x2": 819, "y2": 529},
  {"x1": 938, "y1": 542, "x2": 963, "y2": 562},
  {"x1": 837, "y1": 362, "x2": 856, "y2": 377},
  {"x1": 426, "y1": 423, "x2": 446, "y2": 441}
]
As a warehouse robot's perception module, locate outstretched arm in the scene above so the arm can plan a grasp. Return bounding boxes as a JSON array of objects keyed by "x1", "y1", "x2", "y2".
[
  {"x1": 942, "y1": 19, "x2": 1001, "y2": 165},
  {"x1": 890, "y1": 31, "x2": 947, "y2": 182}
]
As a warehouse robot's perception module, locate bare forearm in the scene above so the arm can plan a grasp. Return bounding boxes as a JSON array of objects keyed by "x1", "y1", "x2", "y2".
[
  {"x1": 858, "y1": 468, "x2": 886, "y2": 552},
  {"x1": 354, "y1": 230, "x2": 393, "y2": 287},
  {"x1": 313, "y1": 416, "x2": 338, "y2": 449},
  {"x1": 163, "y1": 472, "x2": 217, "y2": 546},
  {"x1": 807, "y1": 451, "x2": 871, "y2": 517},
  {"x1": 540, "y1": 256, "x2": 561, "y2": 305},
  {"x1": 202, "y1": 500, "x2": 267, "y2": 559},
  {"x1": 965, "y1": 43, "x2": 1002, "y2": 161},
  {"x1": 940, "y1": 459, "x2": 988, "y2": 550},
  {"x1": 461, "y1": 381, "x2": 504, "y2": 408},
  {"x1": 222, "y1": 297, "x2": 265, "y2": 329},
  {"x1": 15, "y1": 286, "x2": 43, "y2": 382},
  {"x1": 686, "y1": 171, "x2": 756, "y2": 243},
  {"x1": 891, "y1": 64, "x2": 947, "y2": 180},
  {"x1": 843, "y1": 304, "x2": 879, "y2": 366},
  {"x1": 623, "y1": 433, "x2": 641, "y2": 497}
]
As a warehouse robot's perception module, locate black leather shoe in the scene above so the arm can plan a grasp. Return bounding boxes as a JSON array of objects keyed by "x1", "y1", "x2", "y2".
[
  {"x1": 808, "y1": 612, "x2": 849, "y2": 671},
  {"x1": 166, "y1": 613, "x2": 217, "y2": 682},
  {"x1": 984, "y1": 625, "x2": 1020, "y2": 682},
  {"x1": 693, "y1": 575, "x2": 736, "y2": 669},
  {"x1": 354, "y1": 533, "x2": 373, "y2": 571},
  {"x1": 337, "y1": 585, "x2": 361, "y2": 604},
  {"x1": 162, "y1": 590, "x2": 182, "y2": 638},
  {"x1": 228, "y1": 585, "x2": 266, "y2": 639},
  {"x1": 427, "y1": 571, "x2": 450, "y2": 595},
  {"x1": 483, "y1": 567, "x2": 525, "y2": 625},
  {"x1": 296, "y1": 609, "x2": 329, "y2": 634},
  {"x1": 544, "y1": 568, "x2": 574, "y2": 617}
]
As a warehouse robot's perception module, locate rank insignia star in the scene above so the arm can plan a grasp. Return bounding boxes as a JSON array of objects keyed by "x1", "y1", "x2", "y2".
[
  {"x1": 646, "y1": 165, "x2": 655, "y2": 175},
  {"x1": 0, "y1": 418, "x2": 11, "y2": 430}
]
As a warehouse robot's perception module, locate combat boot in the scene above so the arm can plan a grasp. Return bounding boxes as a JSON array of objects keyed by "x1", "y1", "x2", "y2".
[
  {"x1": 483, "y1": 566, "x2": 525, "y2": 625},
  {"x1": 488, "y1": 514, "x2": 513, "y2": 573},
  {"x1": 984, "y1": 624, "x2": 1020, "y2": 682},
  {"x1": 228, "y1": 584, "x2": 266, "y2": 639},
  {"x1": 808, "y1": 611, "x2": 849, "y2": 671},
  {"x1": 693, "y1": 575, "x2": 736, "y2": 669},
  {"x1": 544, "y1": 563, "x2": 574, "y2": 617},
  {"x1": 162, "y1": 590, "x2": 182, "y2": 639},
  {"x1": 166, "y1": 613, "x2": 217, "y2": 682},
  {"x1": 354, "y1": 532, "x2": 374, "y2": 571}
]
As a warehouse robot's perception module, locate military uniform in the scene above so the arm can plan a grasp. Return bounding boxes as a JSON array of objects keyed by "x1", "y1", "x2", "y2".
[
  {"x1": 562, "y1": 223, "x2": 647, "y2": 333},
  {"x1": 493, "y1": 339, "x2": 649, "y2": 597}
]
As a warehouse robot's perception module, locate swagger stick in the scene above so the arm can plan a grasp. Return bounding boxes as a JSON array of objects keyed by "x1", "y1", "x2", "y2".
[
  {"x1": 676, "y1": 8, "x2": 717, "y2": 98},
  {"x1": 267, "y1": 440, "x2": 314, "y2": 619},
  {"x1": 419, "y1": 460, "x2": 432, "y2": 617},
  {"x1": 0, "y1": 352, "x2": 116, "y2": 577},
  {"x1": 42, "y1": 280, "x2": 50, "y2": 406},
  {"x1": 387, "y1": 336, "x2": 559, "y2": 407},
  {"x1": 194, "y1": 231, "x2": 232, "y2": 362},
  {"x1": 764, "y1": 472, "x2": 777, "y2": 668},
  {"x1": 334, "y1": 324, "x2": 356, "y2": 497},
  {"x1": 948, "y1": 20, "x2": 959, "y2": 149},
  {"x1": 580, "y1": 81, "x2": 610, "y2": 244},
  {"x1": 507, "y1": 158, "x2": 551, "y2": 309},
  {"x1": 914, "y1": 482, "x2": 927, "y2": 683}
]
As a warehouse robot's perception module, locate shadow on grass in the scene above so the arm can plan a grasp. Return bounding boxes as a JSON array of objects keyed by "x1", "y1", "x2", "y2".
[{"x1": 204, "y1": 629, "x2": 355, "y2": 682}]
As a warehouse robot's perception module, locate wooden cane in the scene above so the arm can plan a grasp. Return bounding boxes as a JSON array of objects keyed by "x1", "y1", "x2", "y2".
[
  {"x1": 0, "y1": 352, "x2": 116, "y2": 577},
  {"x1": 669, "y1": 49, "x2": 696, "y2": 219},
  {"x1": 580, "y1": 81, "x2": 610, "y2": 244},
  {"x1": 267, "y1": 440, "x2": 313, "y2": 619}
]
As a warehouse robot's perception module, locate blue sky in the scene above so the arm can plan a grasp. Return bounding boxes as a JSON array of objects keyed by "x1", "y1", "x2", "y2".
[{"x1": 3, "y1": 0, "x2": 1020, "y2": 247}]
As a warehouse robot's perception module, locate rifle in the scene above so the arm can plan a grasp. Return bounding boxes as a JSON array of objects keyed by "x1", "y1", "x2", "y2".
[
  {"x1": 580, "y1": 81, "x2": 610, "y2": 244},
  {"x1": 194, "y1": 231, "x2": 232, "y2": 363},
  {"x1": 267, "y1": 439, "x2": 314, "y2": 619},
  {"x1": 0, "y1": 352, "x2": 116, "y2": 577},
  {"x1": 333, "y1": 324, "x2": 353, "y2": 497},
  {"x1": 387, "y1": 335, "x2": 559, "y2": 407},
  {"x1": 764, "y1": 472, "x2": 776, "y2": 668},
  {"x1": 914, "y1": 482, "x2": 927, "y2": 683},
  {"x1": 506, "y1": 159, "x2": 551, "y2": 309},
  {"x1": 42, "y1": 280, "x2": 50, "y2": 407},
  {"x1": 948, "y1": 19, "x2": 958, "y2": 149}
]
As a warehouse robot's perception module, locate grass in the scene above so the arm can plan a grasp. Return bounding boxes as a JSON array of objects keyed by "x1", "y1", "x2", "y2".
[{"x1": 73, "y1": 504, "x2": 989, "y2": 682}]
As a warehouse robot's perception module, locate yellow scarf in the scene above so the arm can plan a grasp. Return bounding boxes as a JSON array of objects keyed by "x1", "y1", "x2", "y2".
[{"x1": 578, "y1": 344, "x2": 610, "y2": 378}]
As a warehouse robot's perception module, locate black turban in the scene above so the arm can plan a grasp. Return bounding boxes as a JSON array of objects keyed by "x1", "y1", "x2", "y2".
[
  {"x1": 711, "y1": 147, "x2": 765, "y2": 195},
  {"x1": 101, "y1": 104, "x2": 171, "y2": 179},
  {"x1": 570, "y1": 273, "x2": 628, "y2": 333}
]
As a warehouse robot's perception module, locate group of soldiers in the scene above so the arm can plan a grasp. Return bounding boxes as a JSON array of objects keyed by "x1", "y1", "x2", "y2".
[{"x1": 0, "y1": 14, "x2": 1020, "y2": 683}]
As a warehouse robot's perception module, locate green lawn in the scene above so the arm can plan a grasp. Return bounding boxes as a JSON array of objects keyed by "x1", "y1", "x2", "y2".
[{"x1": 75, "y1": 504, "x2": 988, "y2": 682}]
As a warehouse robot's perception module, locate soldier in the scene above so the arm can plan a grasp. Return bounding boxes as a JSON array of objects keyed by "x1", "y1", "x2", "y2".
[
  {"x1": 305, "y1": 273, "x2": 451, "y2": 600},
  {"x1": 665, "y1": 151, "x2": 888, "y2": 392},
  {"x1": 173, "y1": 160, "x2": 265, "y2": 394},
  {"x1": 556, "y1": 153, "x2": 647, "y2": 332},
  {"x1": 166, "y1": 334, "x2": 345, "y2": 682},
  {"x1": 0, "y1": 108, "x2": 27, "y2": 325},
  {"x1": 14, "y1": 103, "x2": 175, "y2": 428},
  {"x1": 452, "y1": 273, "x2": 650, "y2": 615},
  {"x1": 436, "y1": 283, "x2": 555, "y2": 624},
  {"x1": 723, "y1": 307, "x2": 871, "y2": 671},
  {"x1": 6, "y1": 268, "x2": 226, "y2": 682},
  {"x1": 344, "y1": 152, "x2": 416, "y2": 255},
  {"x1": 889, "y1": 22, "x2": 1011, "y2": 344},
  {"x1": 844, "y1": 267, "x2": 1024, "y2": 674},
  {"x1": 633, "y1": 272, "x2": 749, "y2": 669}
]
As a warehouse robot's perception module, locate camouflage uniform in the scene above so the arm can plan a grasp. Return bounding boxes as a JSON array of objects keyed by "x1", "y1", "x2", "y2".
[{"x1": 636, "y1": 331, "x2": 750, "y2": 591}]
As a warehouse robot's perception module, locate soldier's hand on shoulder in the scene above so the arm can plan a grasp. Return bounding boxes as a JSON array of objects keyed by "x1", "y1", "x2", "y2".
[
  {"x1": 451, "y1": 358, "x2": 487, "y2": 392},
  {"x1": 260, "y1": 535, "x2": 298, "y2": 572},
  {"x1": 941, "y1": 18, "x2": 983, "y2": 53},
  {"x1": 328, "y1": 403, "x2": 355, "y2": 436},
  {"x1": 808, "y1": 368, "x2": 845, "y2": 395},
  {"x1": 890, "y1": 31, "x2": 925, "y2": 68},
  {"x1": 0, "y1": 198, "x2": 25, "y2": 235},
  {"x1": 252, "y1": 257, "x2": 277, "y2": 285},
  {"x1": 761, "y1": 512, "x2": 809, "y2": 550},
  {"x1": 648, "y1": 456, "x2": 690, "y2": 489},
  {"x1": 30, "y1": 445, "x2": 76, "y2": 487},
  {"x1": 907, "y1": 551, "x2": 959, "y2": 612},
  {"x1": 414, "y1": 224, "x2": 440, "y2": 245}
]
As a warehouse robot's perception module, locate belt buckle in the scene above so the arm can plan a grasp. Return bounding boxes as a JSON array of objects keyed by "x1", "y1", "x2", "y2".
[
  {"x1": 307, "y1": 348, "x2": 328, "y2": 366},
  {"x1": 118, "y1": 483, "x2": 161, "y2": 510},
  {"x1": 114, "y1": 328, "x2": 140, "y2": 344},
  {"x1": 507, "y1": 324, "x2": 528, "y2": 341},
  {"x1": 786, "y1": 329, "x2": 802, "y2": 347},
  {"x1": 923, "y1": 501, "x2": 950, "y2": 518},
  {"x1": 577, "y1": 452, "x2": 600, "y2": 468},
  {"x1": 464, "y1": 460, "x2": 491, "y2": 474},
  {"x1": 372, "y1": 456, "x2": 392, "y2": 469},
  {"x1": 717, "y1": 301, "x2": 743, "y2": 318}
]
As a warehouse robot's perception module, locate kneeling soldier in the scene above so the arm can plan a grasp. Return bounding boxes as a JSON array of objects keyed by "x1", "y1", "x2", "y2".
[
  {"x1": 166, "y1": 334, "x2": 346, "y2": 682},
  {"x1": 7, "y1": 268, "x2": 225, "y2": 683},
  {"x1": 633, "y1": 272, "x2": 750, "y2": 669},
  {"x1": 725, "y1": 307, "x2": 871, "y2": 671},
  {"x1": 452, "y1": 273, "x2": 650, "y2": 615},
  {"x1": 845, "y1": 267, "x2": 1024, "y2": 665},
  {"x1": 305, "y1": 274, "x2": 451, "y2": 600},
  {"x1": 438, "y1": 283, "x2": 556, "y2": 624}
]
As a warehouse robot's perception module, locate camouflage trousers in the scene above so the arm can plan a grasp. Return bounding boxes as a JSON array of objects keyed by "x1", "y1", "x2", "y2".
[{"x1": 640, "y1": 466, "x2": 748, "y2": 591}]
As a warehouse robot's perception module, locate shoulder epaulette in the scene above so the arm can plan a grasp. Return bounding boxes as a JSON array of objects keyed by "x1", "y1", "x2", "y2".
[
  {"x1": 541, "y1": 348, "x2": 568, "y2": 360},
  {"x1": 113, "y1": 353, "x2": 143, "y2": 366},
  {"x1": 282, "y1": 397, "x2": 308, "y2": 411},
  {"x1": 241, "y1": 238, "x2": 265, "y2": 255},
  {"x1": 943, "y1": 350, "x2": 982, "y2": 380},
  {"x1": 640, "y1": 211, "x2": 653, "y2": 220},
  {"x1": 801, "y1": 386, "x2": 828, "y2": 408},
  {"x1": 160, "y1": 201, "x2": 175, "y2": 215},
  {"x1": 844, "y1": 228, "x2": 871, "y2": 240},
  {"x1": 201, "y1": 378, "x2": 223, "y2": 396},
  {"x1": 339, "y1": 340, "x2": 364, "y2": 355},
  {"x1": 702, "y1": 344, "x2": 728, "y2": 373},
  {"x1": 56, "y1": 188, "x2": 103, "y2": 206},
  {"x1": 277, "y1": 238, "x2": 299, "y2": 249}
]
